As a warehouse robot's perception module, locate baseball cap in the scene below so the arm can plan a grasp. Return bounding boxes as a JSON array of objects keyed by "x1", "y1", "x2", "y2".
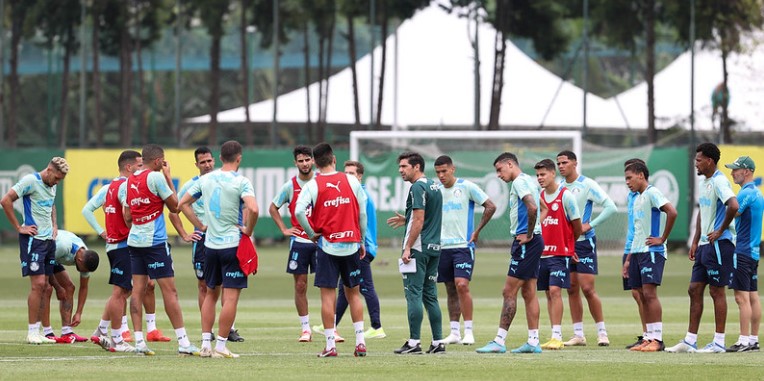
[{"x1": 724, "y1": 155, "x2": 756, "y2": 171}]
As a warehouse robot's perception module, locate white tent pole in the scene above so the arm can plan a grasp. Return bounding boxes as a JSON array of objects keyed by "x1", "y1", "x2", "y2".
[{"x1": 393, "y1": 25, "x2": 398, "y2": 130}]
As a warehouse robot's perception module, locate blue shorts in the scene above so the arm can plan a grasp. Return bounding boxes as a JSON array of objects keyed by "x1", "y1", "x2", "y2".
[
  {"x1": 192, "y1": 234, "x2": 206, "y2": 280},
  {"x1": 314, "y1": 248, "x2": 362, "y2": 289},
  {"x1": 129, "y1": 243, "x2": 175, "y2": 279},
  {"x1": 571, "y1": 237, "x2": 598, "y2": 274},
  {"x1": 507, "y1": 234, "x2": 543, "y2": 280},
  {"x1": 437, "y1": 247, "x2": 475, "y2": 282},
  {"x1": 690, "y1": 239, "x2": 735, "y2": 287},
  {"x1": 204, "y1": 247, "x2": 248, "y2": 289},
  {"x1": 622, "y1": 253, "x2": 632, "y2": 291},
  {"x1": 628, "y1": 252, "x2": 666, "y2": 288},
  {"x1": 730, "y1": 254, "x2": 758, "y2": 292},
  {"x1": 537, "y1": 256, "x2": 571, "y2": 290},
  {"x1": 53, "y1": 263, "x2": 66, "y2": 274},
  {"x1": 287, "y1": 240, "x2": 318, "y2": 275},
  {"x1": 107, "y1": 247, "x2": 133, "y2": 290},
  {"x1": 19, "y1": 234, "x2": 55, "y2": 277}
]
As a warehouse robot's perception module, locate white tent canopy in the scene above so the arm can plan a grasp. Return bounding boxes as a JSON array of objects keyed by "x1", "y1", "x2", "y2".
[{"x1": 189, "y1": 1, "x2": 764, "y2": 132}]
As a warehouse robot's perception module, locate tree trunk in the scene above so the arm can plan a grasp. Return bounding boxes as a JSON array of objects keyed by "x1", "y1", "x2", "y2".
[
  {"x1": 645, "y1": 0, "x2": 656, "y2": 144},
  {"x1": 721, "y1": 48, "x2": 731, "y2": 143},
  {"x1": 208, "y1": 32, "x2": 222, "y2": 146},
  {"x1": 303, "y1": 20, "x2": 312, "y2": 141},
  {"x1": 375, "y1": 2, "x2": 387, "y2": 129},
  {"x1": 8, "y1": 1, "x2": 26, "y2": 148},
  {"x1": 92, "y1": 5, "x2": 103, "y2": 147},
  {"x1": 347, "y1": 14, "x2": 360, "y2": 128},
  {"x1": 240, "y1": 0, "x2": 253, "y2": 146},
  {"x1": 58, "y1": 43, "x2": 72, "y2": 149},
  {"x1": 119, "y1": 16, "x2": 133, "y2": 146},
  {"x1": 136, "y1": 4, "x2": 147, "y2": 145},
  {"x1": 321, "y1": 12, "x2": 335, "y2": 141},
  {"x1": 316, "y1": 24, "x2": 325, "y2": 141},
  {"x1": 488, "y1": 0, "x2": 506, "y2": 130}
]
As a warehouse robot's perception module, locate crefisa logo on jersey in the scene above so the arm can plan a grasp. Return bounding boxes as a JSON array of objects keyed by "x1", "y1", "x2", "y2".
[
  {"x1": 323, "y1": 196, "x2": 350, "y2": 207},
  {"x1": 542, "y1": 216, "x2": 559, "y2": 226}
]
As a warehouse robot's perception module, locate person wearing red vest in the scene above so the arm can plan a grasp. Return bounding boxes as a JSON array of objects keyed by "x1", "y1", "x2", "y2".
[
  {"x1": 268, "y1": 145, "x2": 321, "y2": 342},
  {"x1": 294, "y1": 143, "x2": 369, "y2": 358},
  {"x1": 82, "y1": 150, "x2": 171, "y2": 350},
  {"x1": 124, "y1": 144, "x2": 200, "y2": 356},
  {"x1": 535, "y1": 159, "x2": 582, "y2": 350}
]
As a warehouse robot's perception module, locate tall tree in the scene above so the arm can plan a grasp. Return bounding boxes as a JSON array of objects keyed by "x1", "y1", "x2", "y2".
[
  {"x1": 483, "y1": 0, "x2": 569, "y2": 130},
  {"x1": 99, "y1": 1, "x2": 134, "y2": 146},
  {"x1": 339, "y1": 0, "x2": 367, "y2": 128},
  {"x1": 91, "y1": 0, "x2": 105, "y2": 147},
  {"x1": 189, "y1": 0, "x2": 232, "y2": 146},
  {"x1": 240, "y1": 0, "x2": 254, "y2": 146},
  {"x1": 667, "y1": 0, "x2": 763, "y2": 143},
  {"x1": 7, "y1": 0, "x2": 34, "y2": 147}
]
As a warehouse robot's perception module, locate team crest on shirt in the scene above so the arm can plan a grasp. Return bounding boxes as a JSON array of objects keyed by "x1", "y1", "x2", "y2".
[
  {"x1": 551, "y1": 202, "x2": 559, "y2": 211},
  {"x1": 453, "y1": 188, "x2": 463, "y2": 198},
  {"x1": 30, "y1": 262, "x2": 39, "y2": 272},
  {"x1": 571, "y1": 188, "x2": 581, "y2": 194}
]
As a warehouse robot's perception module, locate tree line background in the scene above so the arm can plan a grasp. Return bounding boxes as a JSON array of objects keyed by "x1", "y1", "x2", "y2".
[{"x1": 1, "y1": 0, "x2": 761, "y2": 148}]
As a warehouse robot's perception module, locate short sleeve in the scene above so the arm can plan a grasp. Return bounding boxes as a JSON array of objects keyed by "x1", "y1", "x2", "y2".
[
  {"x1": 648, "y1": 187, "x2": 669, "y2": 209},
  {"x1": 271, "y1": 181, "x2": 293, "y2": 207},
  {"x1": 562, "y1": 191, "x2": 581, "y2": 220},
  {"x1": 239, "y1": 178, "x2": 255, "y2": 199},
  {"x1": 467, "y1": 181, "x2": 490, "y2": 205},
  {"x1": 586, "y1": 179, "x2": 611, "y2": 206},
  {"x1": 411, "y1": 182, "x2": 426, "y2": 210},
  {"x1": 148, "y1": 171, "x2": 173, "y2": 200},
  {"x1": 713, "y1": 176, "x2": 735, "y2": 204},
  {"x1": 11, "y1": 174, "x2": 35, "y2": 197}
]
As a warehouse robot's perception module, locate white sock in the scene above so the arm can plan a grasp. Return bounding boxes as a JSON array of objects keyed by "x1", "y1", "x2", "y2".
[
  {"x1": 450, "y1": 321, "x2": 460, "y2": 335},
  {"x1": 552, "y1": 325, "x2": 562, "y2": 340},
  {"x1": 28, "y1": 324, "x2": 37, "y2": 335},
  {"x1": 407, "y1": 339, "x2": 420, "y2": 347},
  {"x1": 750, "y1": 335, "x2": 759, "y2": 344},
  {"x1": 645, "y1": 323, "x2": 654, "y2": 341},
  {"x1": 134, "y1": 331, "x2": 145, "y2": 344},
  {"x1": 653, "y1": 322, "x2": 663, "y2": 342},
  {"x1": 215, "y1": 335, "x2": 228, "y2": 352},
  {"x1": 231, "y1": 322, "x2": 236, "y2": 330},
  {"x1": 112, "y1": 329, "x2": 124, "y2": 344},
  {"x1": 202, "y1": 332, "x2": 212, "y2": 350},
  {"x1": 175, "y1": 327, "x2": 191, "y2": 347},
  {"x1": 528, "y1": 329, "x2": 540, "y2": 346},
  {"x1": 494, "y1": 328, "x2": 508, "y2": 346},
  {"x1": 325, "y1": 328, "x2": 336, "y2": 350},
  {"x1": 684, "y1": 332, "x2": 698, "y2": 346},
  {"x1": 714, "y1": 332, "x2": 725, "y2": 347},
  {"x1": 61, "y1": 326, "x2": 73, "y2": 335},
  {"x1": 464, "y1": 320, "x2": 473, "y2": 335},
  {"x1": 300, "y1": 315, "x2": 310, "y2": 332},
  {"x1": 353, "y1": 321, "x2": 365, "y2": 346},
  {"x1": 98, "y1": 319, "x2": 110, "y2": 335},
  {"x1": 146, "y1": 313, "x2": 157, "y2": 332},
  {"x1": 43, "y1": 326, "x2": 54, "y2": 336},
  {"x1": 573, "y1": 322, "x2": 584, "y2": 337},
  {"x1": 738, "y1": 335, "x2": 750, "y2": 346},
  {"x1": 596, "y1": 321, "x2": 607, "y2": 335},
  {"x1": 121, "y1": 315, "x2": 129, "y2": 334}
]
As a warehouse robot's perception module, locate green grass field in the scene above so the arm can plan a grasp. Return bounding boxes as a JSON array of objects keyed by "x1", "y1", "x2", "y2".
[{"x1": 0, "y1": 242, "x2": 763, "y2": 380}]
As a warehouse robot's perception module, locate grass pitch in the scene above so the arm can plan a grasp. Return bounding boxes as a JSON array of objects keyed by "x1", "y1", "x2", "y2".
[{"x1": 0, "y1": 242, "x2": 762, "y2": 380}]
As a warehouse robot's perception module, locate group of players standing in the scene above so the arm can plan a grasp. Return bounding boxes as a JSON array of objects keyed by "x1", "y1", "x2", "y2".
[{"x1": 4, "y1": 140, "x2": 761, "y2": 358}]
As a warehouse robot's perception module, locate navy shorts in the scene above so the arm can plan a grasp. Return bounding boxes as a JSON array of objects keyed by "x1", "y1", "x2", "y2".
[
  {"x1": 730, "y1": 254, "x2": 758, "y2": 292},
  {"x1": 286, "y1": 240, "x2": 318, "y2": 275},
  {"x1": 204, "y1": 246, "x2": 248, "y2": 289},
  {"x1": 314, "y1": 248, "x2": 362, "y2": 289},
  {"x1": 690, "y1": 239, "x2": 735, "y2": 287},
  {"x1": 53, "y1": 263, "x2": 66, "y2": 274},
  {"x1": 507, "y1": 234, "x2": 543, "y2": 281},
  {"x1": 571, "y1": 237, "x2": 598, "y2": 274},
  {"x1": 129, "y1": 243, "x2": 175, "y2": 279},
  {"x1": 628, "y1": 252, "x2": 666, "y2": 288},
  {"x1": 437, "y1": 247, "x2": 475, "y2": 282},
  {"x1": 621, "y1": 253, "x2": 633, "y2": 291},
  {"x1": 107, "y1": 247, "x2": 133, "y2": 290},
  {"x1": 192, "y1": 234, "x2": 206, "y2": 280},
  {"x1": 537, "y1": 256, "x2": 571, "y2": 290},
  {"x1": 19, "y1": 234, "x2": 55, "y2": 277}
]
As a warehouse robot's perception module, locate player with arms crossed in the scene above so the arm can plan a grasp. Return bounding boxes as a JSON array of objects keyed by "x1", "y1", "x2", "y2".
[
  {"x1": 294, "y1": 143, "x2": 368, "y2": 358},
  {"x1": 125, "y1": 144, "x2": 200, "y2": 356},
  {"x1": 623, "y1": 161, "x2": 677, "y2": 352},
  {"x1": 434, "y1": 155, "x2": 496, "y2": 345},
  {"x1": 535, "y1": 159, "x2": 581, "y2": 350},
  {"x1": 179, "y1": 140, "x2": 258, "y2": 358},
  {"x1": 556, "y1": 150, "x2": 616, "y2": 346},
  {"x1": 269, "y1": 145, "x2": 321, "y2": 342},
  {"x1": 724, "y1": 156, "x2": 763, "y2": 352},
  {"x1": 666, "y1": 142, "x2": 739, "y2": 353},
  {"x1": 477, "y1": 152, "x2": 544, "y2": 354},
  {"x1": 1, "y1": 157, "x2": 68, "y2": 344}
]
